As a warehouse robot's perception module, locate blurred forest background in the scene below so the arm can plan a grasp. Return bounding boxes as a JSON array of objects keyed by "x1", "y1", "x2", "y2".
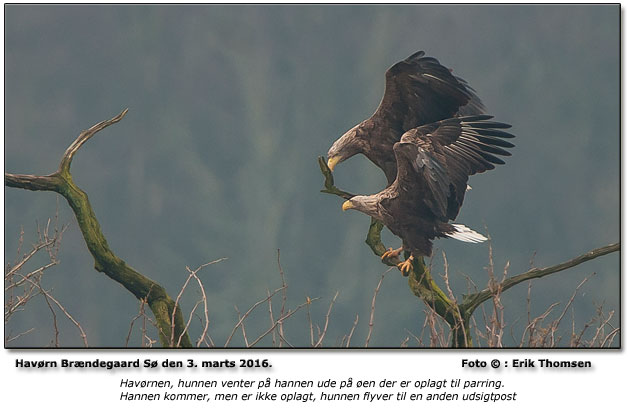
[{"x1": 4, "y1": 4, "x2": 619, "y2": 347}]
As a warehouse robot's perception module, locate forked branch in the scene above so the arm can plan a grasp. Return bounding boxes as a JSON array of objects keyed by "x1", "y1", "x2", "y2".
[{"x1": 5, "y1": 109, "x2": 192, "y2": 347}]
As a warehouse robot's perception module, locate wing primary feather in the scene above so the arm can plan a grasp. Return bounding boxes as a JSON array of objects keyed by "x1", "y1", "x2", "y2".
[
  {"x1": 476, "y1": 150, "x2": 506, "y2": 165},
  {"x1": 457, "y1": 138, "x2": 513, "y2": 156},
  {"x1": 453, "y1": 139, "x2": 506, "y2": 165},
  {"x1": 456, "y1": 133, "x2": 513, "y2": 156},
  {"x1": 472, "y1": 134, "x2": 516, "y2": 148},
  {"x1": 458, "y1": 114, "x2": 493, "y2": 122},
  {"x1": 474, "y1": 129, "x2": 516, "y2": 138},
  {"x1": 464, "y1": 121, "x2": 512, "y2": 129},
  {"x1": 406, "y1": 50, "x2": 426, "y2": 60},
  {"x1": 446, "y1": 144, "x2": 495, "y2": 170}
]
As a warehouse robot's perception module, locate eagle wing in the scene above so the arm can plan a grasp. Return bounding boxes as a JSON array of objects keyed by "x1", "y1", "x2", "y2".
[
  {"x1": 371, "y1": 51, "x2": 485, "y2": 132},
  {"x1": 392, "y1": 115, "x2": 515, "y2": 220}
]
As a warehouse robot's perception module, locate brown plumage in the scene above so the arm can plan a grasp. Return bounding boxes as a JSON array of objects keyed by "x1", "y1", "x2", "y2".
[
  {"x1": 342, "y1": 115, "x2": 514, "y2": 260},
  {"x1": 327, "y1": 50, "x2": 485, "y2": 185}
]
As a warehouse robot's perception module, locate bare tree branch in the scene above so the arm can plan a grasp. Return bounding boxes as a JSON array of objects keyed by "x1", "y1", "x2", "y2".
[
  {"x1": 58, "y1": 109, "x2": 128, "y2": 174},
  {"x1": 224, "y1": 287, "x2": 285, "y2": 347},
  {"x1": 365, "y1": 268, "x2": 394, "y2": 347},
  {"x1": 463, "y1": 243, "x2": 619, "y2": 316},
  {"x1": 345, "y1": 314, "x2": 359, "y2": 347},
  {"x1": 248, "y1": 299, "x2": 317, "y2": 347},
  {"x1": 313, "y1": 291, "x2": 339, "y2": 347},
  {"x1": 5, "y1": 109, "x2": 193, "y2": 347}
]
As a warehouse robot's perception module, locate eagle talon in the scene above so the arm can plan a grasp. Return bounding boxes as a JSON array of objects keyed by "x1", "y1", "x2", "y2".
[
  {"x1": 381, "y1": 247, "x2": 403, "y2": 261},
  {"x1": 397, "y1": 255, "x2": 415, "y2": 276}
]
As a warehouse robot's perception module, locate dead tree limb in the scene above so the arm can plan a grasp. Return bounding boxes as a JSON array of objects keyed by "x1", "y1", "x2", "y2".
[
  {"x1": 318, "y1": 156, "x2": 619, "y2": 347},
  {"x1": 461, "y1": 243, "x2": 620, "y2": 317},
  {"x1": 6, "y1": 109, "x2": 192, "y2": 347}
]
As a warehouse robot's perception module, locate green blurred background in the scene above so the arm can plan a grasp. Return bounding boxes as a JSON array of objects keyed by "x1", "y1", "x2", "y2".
[{"x1": 4, "y1": 4, "x2": 619, "y2": 347}]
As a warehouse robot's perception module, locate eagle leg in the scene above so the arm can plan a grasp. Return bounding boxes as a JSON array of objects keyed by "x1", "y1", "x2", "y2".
[
  {"x1": 381, "y1": 246, "x2": 403, "y2": 261},
  {"x1": 397, "y1": 255, "x2": 415, "y2": 276}
]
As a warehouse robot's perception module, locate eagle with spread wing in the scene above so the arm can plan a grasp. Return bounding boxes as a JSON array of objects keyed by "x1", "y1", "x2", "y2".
[
  {"x1": 341, "y1": 115, "x2": 514, "y2": 274},
  {"x1": 325, "y1": 51, "x2": 514, "y2": 274},
  {"x1": 326, "y1": 50, "x2": 486, "y2": 185}
]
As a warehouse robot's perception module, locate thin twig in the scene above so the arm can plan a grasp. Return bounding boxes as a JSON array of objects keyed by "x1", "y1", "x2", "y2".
[
  {"x1": 6, "y1": 240, "x2": 57, "y2": 285},
  {"x1": 40, "y1": 279, "x2": 60, "y2": 347},
  {"x1": 520, "y1": 302, "x2": 560, "y2": 347},
  {"x1": 6, "y1": 328, "x2": 35, "y2": 343},
  {"x1": 234, "y1": 306, "x2": 250, "y2": 347},
  {"x1": 441, "y1": 252, "x2": 469, "y2": 347},
  {"x1": 224, "y1": 287, "x2": 285, "y2": 347},
  {"x1": 314, "y1": 291, "x2": 339, "y2": 347},
  {"x1": 365, "y1": 267, "x2": 394, "y2": 347},
  {"x1": 185, "y1": 265, "x2": 212, "y2": 348},
  {"x1": 170, "y1": 258, "x2": 226, "y2": 346},
  {"x1": 266, "y1": 288, "x2": 277, "y2": 347},
  {"x1": 601, "y1": 328, "x2": 620, "y2": 348},
  {"x1": 345, "y1": 314, "x2": 359, "y2": 347},
  {"x1": 549, "y1": 273, "x2": 594, "y2": 347},
  {"x1": 248, "y1": 298, "x2": 319, "y2": 347},
  {"x1": 306, "y1": 298, "x2": 314, "y2": 347},
  {"x1": 19, "y1": 274, "x2": 88, "y2": 347},
  {"x1": 277, "y1": 249, "x2": 288, "y2": 347},
  {"x1": 590, "y1": 310, "x2": 615, "y2": 346}
]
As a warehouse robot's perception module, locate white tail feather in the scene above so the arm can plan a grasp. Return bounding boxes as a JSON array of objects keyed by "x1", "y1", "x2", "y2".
[{"x1": 445, "y1": 224, "x2": 487, "y2": 243}]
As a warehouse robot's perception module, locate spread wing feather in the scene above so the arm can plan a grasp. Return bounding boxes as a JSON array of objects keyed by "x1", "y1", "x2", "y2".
[
  {"x1": 392, "y1": 116, "x2": 514, "y2": 220},
  {"x1": 372, "y1": 51, "x2": 485, "y2": 132},
  {"x1": 452, "y1": 76, "x2": 486, "y2": 117}
]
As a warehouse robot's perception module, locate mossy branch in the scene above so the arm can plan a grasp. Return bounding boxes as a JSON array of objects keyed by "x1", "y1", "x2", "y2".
[
  {"x1": 365, "y1": 217, "x2": 403, "y2": 266},
  {"x1": 318, "y1": 156, "x2": 355, "y2": 200},
  {"x1": 6, "y1": 109, "x2": 192, "y2": 347},
  {"x1": 318, "y1": 156, "x2": 618, "y2": 348}
]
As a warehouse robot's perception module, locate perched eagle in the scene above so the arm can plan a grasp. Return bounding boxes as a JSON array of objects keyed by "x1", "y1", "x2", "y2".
[
  {"x1": 327, "y1": 50, "x2": 486, "y2": 185},
  {"x1": 341, "y1": 115, "x2": 514, "y2": 274}
]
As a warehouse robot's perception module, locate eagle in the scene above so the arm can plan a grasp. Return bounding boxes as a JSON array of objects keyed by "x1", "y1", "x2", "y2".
[
  {"x1": 341, "y1": 115, "x2": 514, "y2": 274},
  {"x1": 327, "y1": 50, "x2": 486, "y2": 185}
]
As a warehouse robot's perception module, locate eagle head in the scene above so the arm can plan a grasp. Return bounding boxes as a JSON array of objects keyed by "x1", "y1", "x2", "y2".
[
  {"x1": 327, "y1": 124, "x2": 364, "y2": 171},
  {"x1": 342, "y1": 195, "x2": 381, "y2": 219}
]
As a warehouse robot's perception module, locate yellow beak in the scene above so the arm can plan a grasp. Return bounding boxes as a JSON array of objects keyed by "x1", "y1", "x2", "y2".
[
  {"x1": 342, "y1": 200, "x2": 354, "y2": 211},
  {"x1": 327, "y1": 156, "x2": 341, "y2": 171}
]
